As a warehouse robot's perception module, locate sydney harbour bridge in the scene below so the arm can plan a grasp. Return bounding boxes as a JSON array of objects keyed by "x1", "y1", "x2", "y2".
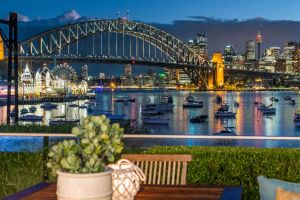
[{"x1": 18, "y1": 19, "x2": 298, "y2": 89}]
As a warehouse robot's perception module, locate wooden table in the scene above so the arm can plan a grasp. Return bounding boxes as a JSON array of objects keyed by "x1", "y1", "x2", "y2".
[{"x1": 4, "y1": 182, "x2": 242, "y2": 200}]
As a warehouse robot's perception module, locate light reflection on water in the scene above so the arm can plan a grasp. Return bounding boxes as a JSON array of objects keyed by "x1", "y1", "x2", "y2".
[{"x1": 1, "y1": 90, "x2": 300, "y2": 151}]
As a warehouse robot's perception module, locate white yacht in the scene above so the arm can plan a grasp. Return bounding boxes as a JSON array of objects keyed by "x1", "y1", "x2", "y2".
[{"x1": 183, "y1": 101, "x2": 203, "y2": 108}]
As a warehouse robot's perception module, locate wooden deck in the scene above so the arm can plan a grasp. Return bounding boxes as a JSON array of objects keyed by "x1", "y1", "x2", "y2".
[{"x1": 4, "y1": 182, "x2": 243, "y2": 200}]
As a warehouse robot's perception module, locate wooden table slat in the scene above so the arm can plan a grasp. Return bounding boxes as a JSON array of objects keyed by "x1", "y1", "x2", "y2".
[{"x1": 4, "y1": 182, "x2": 242, "y2": 200}]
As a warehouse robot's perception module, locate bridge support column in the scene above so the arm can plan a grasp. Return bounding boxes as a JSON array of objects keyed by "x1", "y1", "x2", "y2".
[{"x1": 211, "y1": 52, "x2": 224, "y2": 88}]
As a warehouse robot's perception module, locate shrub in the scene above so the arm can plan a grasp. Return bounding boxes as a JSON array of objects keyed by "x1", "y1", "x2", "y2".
[
  {"x1": 47, "y1": 115, "x2": 124, "y2": 176},
  {"x1": 145, "y1": 146, "x2": 300, "y2": 200},
  {"x1": 0, "y1": 153, "x2": 43, "y2": 199}
]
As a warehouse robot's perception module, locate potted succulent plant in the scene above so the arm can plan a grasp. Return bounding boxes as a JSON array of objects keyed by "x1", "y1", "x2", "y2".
[{"x1": 47, "y1": 115, "x2": 124, "y2": 200}]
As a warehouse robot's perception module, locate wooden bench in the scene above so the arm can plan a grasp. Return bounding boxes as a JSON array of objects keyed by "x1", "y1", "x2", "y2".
[{"x1": 121, "y1": 154, "x2": 192, "y2": 185}]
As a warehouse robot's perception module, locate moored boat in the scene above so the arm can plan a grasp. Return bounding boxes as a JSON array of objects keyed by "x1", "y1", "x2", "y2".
[
  {"x1": 234, "y1": 101, "x2": 239, "y2": 107},
  {"x1": 190, "y1": 115, "x2": 208, "y2": 123},
  {"x1": 215, "y1": 111, "x2": 236, "y2": 118},
  {"x1": 218, "y1": 104, "x2": 229, "y2": 111},
  {"x1": 160, "y1": 95, "x2": 173, "y2": 104},
  {"x1": 19, "y1": 114, "x2": 43, "y2": 122},
  {"x1": 40, "y1": 102, "x2": 58, "y2": 110},
  {"x1": 20, "y1": 108, "x2": 28, "y2": 115},
  {"x1": 257, "y1": 103, "x2": 270, "y2": 110},
  {"x1": 284, "y1": 96, "x2": 292, "y2": 101},
  {"x1": 186, "y1": 95, "x2": 194, "y2": 102},
  {"x1": 29, "y1": 106, "x2": 37, "y2": 113},
  {"x1": 261, "y1": 108, "x2": 276, "y2": 115},
  {"x1": 114, "y1": 97, "x2": 135, "y2": 103},
  {"x1": 216, "y1": 95, "x2": 222, "y2": 104},
  {"x1": 183, "y1": 101, "x2": 203, "y2": 108},
  {"x1": 270, "y1": 97, "x2": 279, "y2": 102},
  {"x1": 143, "y1": 116, "x2": 170, "y2": 125},
  {"x1": 289, "y1": 100, "x2": 296, "y2": 105}
]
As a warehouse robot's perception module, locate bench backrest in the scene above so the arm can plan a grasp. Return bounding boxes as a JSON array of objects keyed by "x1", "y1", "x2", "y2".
[{"x1": 121, "y1": 154, "x2": 192, "y2": 185}]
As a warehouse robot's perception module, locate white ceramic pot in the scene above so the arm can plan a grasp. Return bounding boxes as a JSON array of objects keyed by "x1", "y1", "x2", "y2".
[{"x1": 56, "y1": 170, "x2": 112, "y2": 200}]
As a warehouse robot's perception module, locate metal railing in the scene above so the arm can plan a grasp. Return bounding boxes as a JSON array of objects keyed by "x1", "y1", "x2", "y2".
[{"x1": 1, "y1": 133, "x2": 300, "y2": 140}]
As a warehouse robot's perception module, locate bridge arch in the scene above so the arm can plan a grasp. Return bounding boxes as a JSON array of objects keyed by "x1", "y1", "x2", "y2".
[
  {"x1": 19, "y1": 19, "x2": 208, "y2": 65},
  {"x1": 19, "y1": 19, "x2": 210, "y2": 89}
]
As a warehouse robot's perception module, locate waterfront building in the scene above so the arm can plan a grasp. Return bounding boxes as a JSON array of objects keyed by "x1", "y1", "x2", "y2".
[
  {"x1": 35, "y1": 70, "x2": 42, "y2": 96},
  {"x1": 19, "y1": 64, "x2": 34, "y2": 96},
  {"x1": 18, "y1": 63, "x2": 88, "y2": 98}
]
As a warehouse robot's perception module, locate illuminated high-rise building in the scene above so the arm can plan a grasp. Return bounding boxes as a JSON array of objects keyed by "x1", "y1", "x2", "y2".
[
  {"x1": 223, "y1": 45, "x2": 235, "y2": 68},
  {"x1": 245, "y1": 40, "x2": 256, "y2": 61},
  {"x1": 124, "y1": 64, "x2": 132, "y2": 77},
  {"x1": 256, "y1": 31, "x2": 263, "y2": 60},
  {"x1": 188, "y1": 33, "x2": 208, "y2": 60},
  {"x1": 283, "y1": 41, "x2": 297, "y2": 73},
  {"x1": 244, "y1": 40, "x2": 256, "y2": 70},
  {"x1": 80, "y1": 65, "x2": 88, "y2": 80}
]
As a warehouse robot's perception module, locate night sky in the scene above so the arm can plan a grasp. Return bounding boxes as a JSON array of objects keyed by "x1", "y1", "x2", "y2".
[
  {"x1": 2, "y1": 0, "x2": 300, "y2": 23},
  {"x1": 1, "y1": 0, "x2": 300, "y2": 76}
]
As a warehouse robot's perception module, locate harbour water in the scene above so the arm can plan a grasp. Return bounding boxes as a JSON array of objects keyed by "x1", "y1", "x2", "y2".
[{"x1": 2, "y1": 89, "x2": 300, "y2": 150}]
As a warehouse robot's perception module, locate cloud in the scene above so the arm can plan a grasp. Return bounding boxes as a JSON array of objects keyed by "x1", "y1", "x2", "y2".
[
  {"x1": 16, "y1": 11, "x2": 300, "y2": 55},
  {"x1": 150, "y1": 16, "x2": 300, "y2": 54},
  {"x1": 17, "y1": 13, "x2": 30, "y2": 22},
  {"x1": 57, "y1": 9, "x2": 81, "y2": 23}
]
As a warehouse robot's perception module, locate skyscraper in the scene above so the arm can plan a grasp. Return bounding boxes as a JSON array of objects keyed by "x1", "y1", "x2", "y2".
[
  {"x1": 80, "y1": 65, "x2": 88, "y2": 80},
  {"x1": 245, "y1": 40, "x2": 256, "y2": 61},
  {"x1": 188, "y1": 33, "x2": 208, "y2": 60},
  {"x1": 245, "y1": 40, "x2": 256, "y2": 70},
  {"x1": 223, "y1": 45, "x2": 235, "y2": 68},
  {"x1": 124, "y1": 64, "x2": 132, "y2": 77},
  {"x1": 283, "y1": 41, "x2": 297, "y2": 73}
]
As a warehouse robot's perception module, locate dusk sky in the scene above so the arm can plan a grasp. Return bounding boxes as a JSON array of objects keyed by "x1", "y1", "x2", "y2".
[{"x1": 2, "y1": 0, "x2": 300, "y2": 23}]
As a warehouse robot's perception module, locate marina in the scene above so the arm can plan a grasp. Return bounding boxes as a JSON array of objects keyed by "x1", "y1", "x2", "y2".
[{"x1": 1, "y1": 90, "x2": 300, "y2": 139}]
